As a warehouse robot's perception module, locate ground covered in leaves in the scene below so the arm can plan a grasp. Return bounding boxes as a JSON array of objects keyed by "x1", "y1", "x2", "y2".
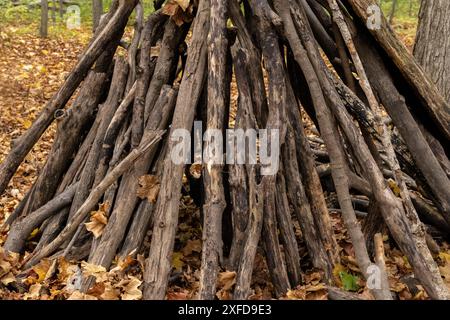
[{"x1": 0, "y1": 20, "x2": 449, "y2": 300}]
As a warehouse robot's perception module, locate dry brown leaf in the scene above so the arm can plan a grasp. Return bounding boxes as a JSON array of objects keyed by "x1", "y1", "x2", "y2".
[
  {"x1": 85, "y1": 202, "x2": 109, "y2": 238},
  {"x1": 189, "y1": 163, "x2": 202, "y2": 179},
  {"x1": 81, "y1": 261, "x2": 107, "y2": 281},
  {"x1": 87, "y1": 282, "x2": 106, "y2": 297},
  {"x1": 181, "y1": 239, "x2": 202, "y2": 256},
  {"x1": 121, "y1": 276, "x2": 142, "y2": 300},
  {"x1": 286, "y1": 288, "x2": 306, "y2": 300},
  {"x1": 24, "y1": 283, "x2": 42, "y2": 300},
  {"x1": 162, "y1": 0, "x2": 180, "y2": 16},
  {"x1": 1, "y1": 272, "x2": 16, "y2": 285},
  {"x1": 0, "y1": 259, "x2": 11, "y2": 277},
  {"x1": 218, "y1": 271, "x2": 236, "y2": 291},
  {"x1": 167, "y1": 290, "x2": 190, "y2": 300},
  {"x1": 101, "y1": 283, "x2": 120, "y2": 300},
  {"x1": 31, "y1": 258, "x2": 52, "y2": 283},
  {"x1": 137, "y1": 175, "x2": 160, "y2": 203},
  {"x1": 306, "y1": 289, "x2": 328, "y2": 300},
  {"x1": 161, "y1": 0, "x2": 193, "y2": 26},
  {"x1": 68, "y1": 290, "x2": 98, "y2": 300},
  {"x1": 216, "y1": 271, "x2": 236, "y2": 300},
  {"x1": 175, "y1": 0, "x2": 190, "y2": 10}
]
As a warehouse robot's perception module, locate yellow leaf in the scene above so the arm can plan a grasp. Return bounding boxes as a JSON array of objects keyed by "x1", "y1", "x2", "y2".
[
  {"x1": 27, "y1": 228, "x2": 39, "y2": 240},
  {"x1": 0, "y1": 260, "x2": 11, "y2": 277},
  {"x1": 439, "y1": 252, "x2": 450, "y2": 264},
  {"x1": 31, "y1": 259, "x2": 52, "y2": 283},
  {"x1": 172, "y1": 252, "x2": 184, "y2": 272},
  {"x1": 388, "y1": 179, "x2": 401, "y2": 197},
  {"x1": 332, "y1": 263, "x2": 346, "y2": 286},
  {"x1": 23, "y1": 119, "x2": 32, "y2": 129}
]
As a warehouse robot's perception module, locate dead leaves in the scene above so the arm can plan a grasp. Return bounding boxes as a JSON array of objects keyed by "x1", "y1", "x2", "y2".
[
  {"x1": 68, "y1": 291, "x2": 98, "y2": 300},
  {"x1": 85, "y1": 202, "x2": 109, "y2": 238},
  {"x1": 119, "y1": 276, "x2": 142, "y2": 300},
  {"x1": 162, "y1": 0, "x2": 195, "y2": 26},
  {"x1": 137, "y1": 175, "x2": 160, "y2": 203},
  {"x1": 181, "y1": 239, "x2": 202, "y2": 256},
  {"x1": 285, "y1": 271, "x2": 327, "y2": 300},
  {"x1": 0, "y1": 247, "x2": 19, "y2": 286},
  {"x1": 216, "y1": 271, "x2": 236, "y2": 300},
  {"x1": 65, "y1": 260, "x2": 143, "y2": 300},
  {"x1": 438, "y1": 251, "x2": 450, "y2": 289}
]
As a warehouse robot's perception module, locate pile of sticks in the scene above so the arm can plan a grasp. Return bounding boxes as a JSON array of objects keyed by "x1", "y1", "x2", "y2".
[{"x1": 1, "y1": 0, "x2": 450, "y2": 300}]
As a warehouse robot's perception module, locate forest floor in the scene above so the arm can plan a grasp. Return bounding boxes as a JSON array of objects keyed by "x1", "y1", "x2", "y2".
[{"x1": 1, "y1": 16, "x2": 449, "y2": 300}]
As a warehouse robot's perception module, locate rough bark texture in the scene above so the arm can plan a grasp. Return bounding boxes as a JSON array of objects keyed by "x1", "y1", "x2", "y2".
[
  {"x1": 3, "y1": 0, "x2": 450, "y2": 301},
  {"x1": 414, "y1": 0, "x2": 450, "y2": 103}
]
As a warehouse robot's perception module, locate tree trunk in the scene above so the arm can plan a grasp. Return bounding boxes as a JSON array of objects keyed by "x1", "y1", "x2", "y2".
[
  {"x1": 40, "y1": 0, "x2": 48, "y2": 38},
  {"x1": 93, "y1": 0, "x2": 104, "y2": 32},
  {"x1": 414, "y1": 0, "x2": 450, "y2": 103}
]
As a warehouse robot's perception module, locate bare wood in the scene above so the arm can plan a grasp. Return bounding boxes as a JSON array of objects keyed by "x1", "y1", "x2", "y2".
[
  {"x1": 346, "y1": 0, "x2": 450, "y2": 140},
  {"x1": 4, "y1": 183, "x2": 79, "y2": 253},
  {"x1": 198, "y1": 0, "x2": 228, "y2": 300},
  {"x1": 23, "y1": 133, "x2": 164, "y2": 269},
  {"x1": 143, "y1": 0, "x2": 210, "y2": 299}
]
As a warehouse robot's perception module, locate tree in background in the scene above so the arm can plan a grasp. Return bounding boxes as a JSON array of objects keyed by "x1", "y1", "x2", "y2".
[
  {"x1": 39, "y1": 0, "x2": 48, "y2": 37},
  {"x1": 414, "y1": 0, "x2": 450, "y2": 103},
  {"x1": 92, "y1": 0, "x2": 103, "y2": 31}
]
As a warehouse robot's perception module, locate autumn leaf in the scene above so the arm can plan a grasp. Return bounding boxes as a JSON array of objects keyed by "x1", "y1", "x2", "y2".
[
  {"x1": 81, "y1": 261, "x2": 107, "y2": 282},
  {"x1": 189, "y1": 163, "x2": 202, "y2": 179},
  {"x1": 0, "y1": 259, "x2": 11, "y2": 278},
  {"x1": 1, "y1": 272, "x2": 16, "y2": 285},
  {"x1": 216, "y1": 271, "x2": 236, "y2": 300},
  {"x1": 86, "y1": 282, "x2": 106, "y2": 298},
  {"x1": 167, "y1": 290, "x2": 190, "y2": 300},
  {"x1": 286, "y1": 288, "x2": 306, "y2": 300},
  {"x1": 181, "y1": 239, "x2": 202, "y2": 256},
  {"x1": 218, "y1": 271, "x2": 236, "y2": 291},
  {"x1": 332, "y1": 263, "x2": 345, "y2": 286},
  {"x1": 120, "y1": 277, "x2": 142, "y2": 300},
  {"x1": 439, "y1": 252, "x2": 450, "y2": 288},
  {"x1": 162, "y1": 0, "x2": 180, "y2": 16},
  {"x1": 24, "y1": 283, "x2": 42, "y2": 300},
  {"x1": 101, "y1": 283, "x2": 120, "y2": 300},
  {"x1": 85, "y1": 202, "x2": 109, "y2": 238},
  {"x1": 172, "y1": 252, "x2": 184, "y2": 272},
  {"x1": 161, "y1": 0, "x2": 193, "y2": 26},
  {"x1": 175, "y1": 0, "x2": 190, "y2": 11},
  {"x1": 137, "y1": 175, "x2": 160, "y2": 203},
  {"x1": 30, "y1": 258, "x2": 52, "y2": 283},
  {"x1": 27, "y1": 227, "x2": 39, "y2": 240},
  {"x1": 68, "y1": 290, "x2": 98, "y2": 300},
  {"x1": 22, "y1": 119, "x2": 32, "y2": 129},
  {"x1": 388, "y1": 179, "x2": 401, "y2": 197}
]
